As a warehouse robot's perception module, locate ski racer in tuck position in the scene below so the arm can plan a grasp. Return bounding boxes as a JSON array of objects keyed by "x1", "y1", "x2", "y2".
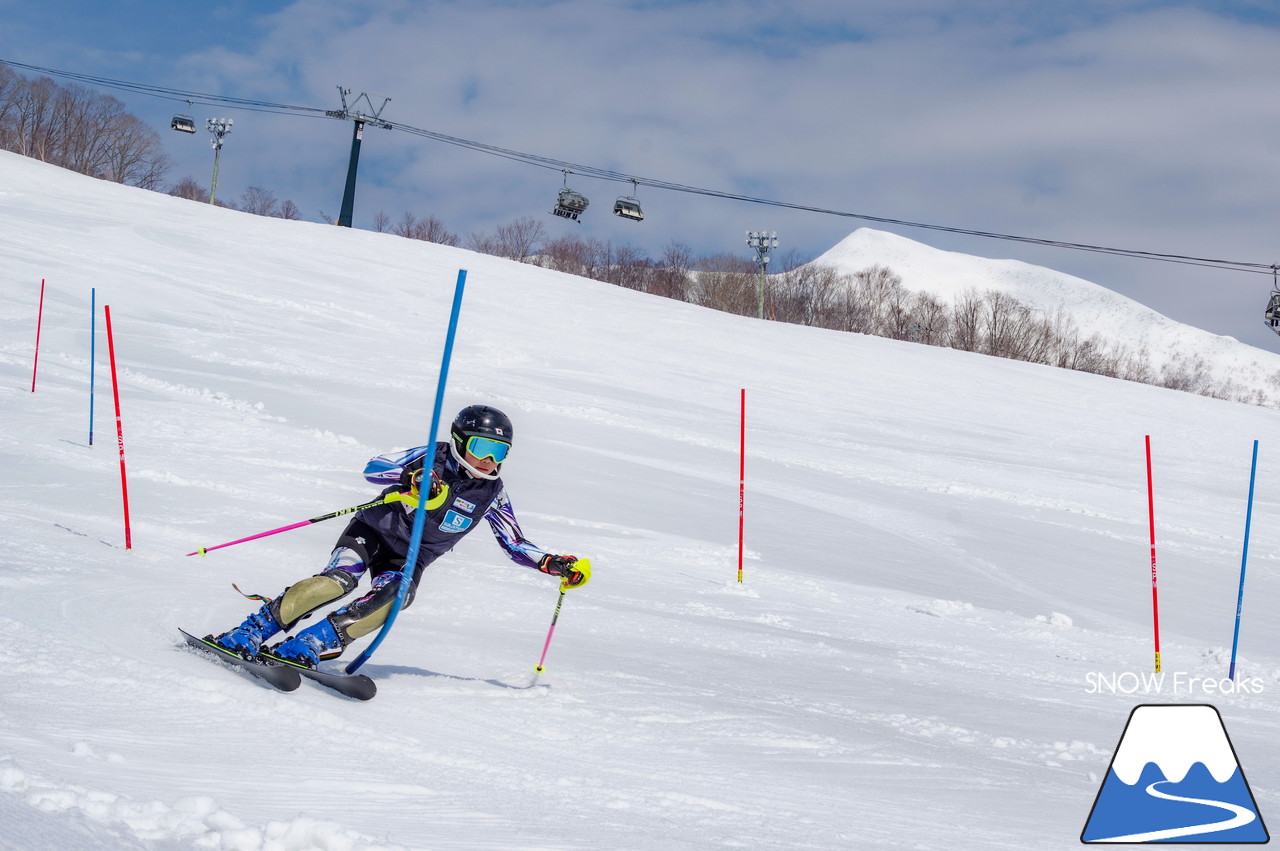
[{"x1": 208, "y1": 405, "x2": 591, "y2": 668}]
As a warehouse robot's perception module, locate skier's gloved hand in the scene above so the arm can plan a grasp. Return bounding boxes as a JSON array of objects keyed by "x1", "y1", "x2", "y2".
[
  {"x1": 539, "y1": 555, "x2": 590, "y2": 589},
  {"x1": 397, "y1": 467, "x2": 449, "y2": 510}
]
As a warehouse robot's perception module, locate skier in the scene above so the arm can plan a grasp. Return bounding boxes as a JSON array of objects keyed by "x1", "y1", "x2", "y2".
[{"x1": 208, "y1": 404, "x2": 590, "y2": 668}]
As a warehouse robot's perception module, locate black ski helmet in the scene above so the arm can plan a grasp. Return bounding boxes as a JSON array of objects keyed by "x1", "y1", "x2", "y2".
[{"x1": 449, "y1": 404, "x2": 514, "y2": 479}]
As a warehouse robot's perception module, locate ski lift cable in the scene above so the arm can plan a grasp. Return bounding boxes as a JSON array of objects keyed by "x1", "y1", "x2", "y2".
[
  {"x1": 385, "y1": 118, "x2": 1273, "y2": 275},
  {"x1": 0, "y1": 59, "x2": 329, "y2": 117},
  {"x1": 2, "y1": 57, "x2": 1272, "y2": 276}
]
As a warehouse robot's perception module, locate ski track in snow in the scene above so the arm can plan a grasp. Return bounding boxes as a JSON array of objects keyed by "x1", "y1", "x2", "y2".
[{"x1": 2, "y1": 151, "x2": 1280, "y2": 848}]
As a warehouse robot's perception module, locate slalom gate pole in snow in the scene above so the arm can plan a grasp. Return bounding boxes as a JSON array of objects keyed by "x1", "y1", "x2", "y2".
[
  {"x1": 1145, "y1": 435, "x2": 1161, "y2": 673},
  {"x1": 346, "y1": 268, "x2": 468, "y2": 675},
  {"x1": 105, "y1": 305, "x2": 132, "y2": 549},
  {"x1": 185, "y1": 494, "x2": 402, "y2": 556},
  {"x1": 30, "y1": 278, "x2": 45, "y2": 393},
  {"x1": 534, "y1": 585, "x2": 568, "y2": 674},
  {"x1": 89, "y1": 287, "x2": 96, "y2": 446},
  {"x1": 1229, "y1": 440, "x2": 1260, "y2": 680},
  {"x1": 738, "y1": 388, "x2": 746, "y2": 584}
]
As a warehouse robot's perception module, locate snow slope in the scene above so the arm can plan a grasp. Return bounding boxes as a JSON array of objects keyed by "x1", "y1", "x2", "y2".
[
  {"x1": 816, "y1": 228, "x2": 1280, "y2": 396},
  {"x1": 2, "y1": 149, "x2": 1280, "y2": 849}
]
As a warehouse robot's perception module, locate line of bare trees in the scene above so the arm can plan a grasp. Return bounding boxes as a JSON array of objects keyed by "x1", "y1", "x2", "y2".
[
  {"x1": 378, "y1": 211, "x2": 1280, "y2": 407},
  {"x1": 0, "y1": 64, "x2": 303, "y2": 218},
  {"x1": 168, "y1": 177, "x2": 302, "y2": 219},
  {"x1": 0, "y1": 64, "x2": 171, "y2": 188}
]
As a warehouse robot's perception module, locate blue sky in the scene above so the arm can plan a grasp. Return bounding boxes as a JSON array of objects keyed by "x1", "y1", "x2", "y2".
[{"x1": 5, "y1": 0, "x2": 1280, "y2": 349}]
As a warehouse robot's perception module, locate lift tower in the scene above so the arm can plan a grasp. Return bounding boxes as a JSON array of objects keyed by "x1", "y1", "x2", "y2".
[{"x1": 326, "y1": 87, "x2": 392, "y2": 228}]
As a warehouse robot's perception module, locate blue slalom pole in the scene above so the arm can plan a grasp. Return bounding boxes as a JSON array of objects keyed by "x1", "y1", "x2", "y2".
[
  {"x1": 89, "y1": 288, "x2": 96, "y2": 446},
  {"x1": 1228, "y1": 439, "x2": 1260, "y2": 681},
  {"x1": 346, "y1": 269, "x2": 468, "y2": 674}
]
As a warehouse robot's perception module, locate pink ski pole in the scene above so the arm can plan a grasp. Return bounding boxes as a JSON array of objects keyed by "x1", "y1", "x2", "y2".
[
  {"x1": 534, "y1": 586, "x2": 568, "y2": 674},
  {"x1": 186, "y1": 494, "x2": 399, "y2": 556}
]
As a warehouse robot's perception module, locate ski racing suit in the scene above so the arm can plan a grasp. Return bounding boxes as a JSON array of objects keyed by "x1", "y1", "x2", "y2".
[{"x1": 272, "y1": 441, "x2": 554, "y2": 646}]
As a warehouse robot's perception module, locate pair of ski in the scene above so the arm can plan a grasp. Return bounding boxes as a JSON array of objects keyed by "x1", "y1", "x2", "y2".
[{"x1": 180, "y1": 628, "x2": 376, "y2": 700}]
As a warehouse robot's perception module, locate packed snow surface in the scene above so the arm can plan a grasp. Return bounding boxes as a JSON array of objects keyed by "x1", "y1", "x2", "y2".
[{"x1": 2, "y1": 150, "x2": 1280, "y2": 849}]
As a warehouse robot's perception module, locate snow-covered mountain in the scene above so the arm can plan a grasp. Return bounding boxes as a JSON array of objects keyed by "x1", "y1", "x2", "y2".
[
  {"x1": 815, "y1": 228, "x2": 1280, "y2": 396},
  {"x1": 3, "y1": 149, "x2": 1280, "y2": 850}
]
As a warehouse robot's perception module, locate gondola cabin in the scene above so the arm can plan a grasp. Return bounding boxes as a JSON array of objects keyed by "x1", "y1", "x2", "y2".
[{"x1": 171, "y1": 114, "x2": 197, "y2": 134}]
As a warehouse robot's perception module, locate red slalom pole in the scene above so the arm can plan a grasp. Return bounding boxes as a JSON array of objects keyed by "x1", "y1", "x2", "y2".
[
  {"x1": 105, "y1": 305, "x2": 132, "y2": 549},
  {"x1": 737, "y1": 388, "x2": 746, "y2": 583},
  {"x1": 1145, "y1": 435, "x2": 1161, "y2": 673},
  {"x1": 30, "y1": 278, "x2": 45, "y2": 392}
]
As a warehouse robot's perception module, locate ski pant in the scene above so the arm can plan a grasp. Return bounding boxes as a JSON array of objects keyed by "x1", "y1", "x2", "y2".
[{"x1": 270, "y1": 518, "x2": 417, "y2": 647}]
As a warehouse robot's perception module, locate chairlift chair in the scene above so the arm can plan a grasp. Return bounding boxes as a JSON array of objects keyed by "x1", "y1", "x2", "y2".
[
  {"x1": 171, "y1": 114, "x2": 197, "y2": 134},
  {"x1": 1265, "y1": 289, "x2": 1280, "y2": 333},
  {"x1": 613, "y1": 179, "x2": 644, "y2": 221},
  {"x1": 552, "y1": 188, "x2": 589, "y2": 221},
  {"x1": 613, "y1": 196, "x2": 644, "y2": 222},
  {"x1": 551, "y1": 170, "x2": 590, "y2": 223},
  {"x1": 550, "y1": 170, "x2": 589, "y2": 222}
]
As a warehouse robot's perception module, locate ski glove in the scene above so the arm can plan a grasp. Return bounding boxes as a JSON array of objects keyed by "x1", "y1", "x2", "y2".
[
  {"x1": 394, "y1": 468, "x2": 449, "y2": 510},
  {"x1": 539, "y1": 554, "x2": 590, "y2": 589}
]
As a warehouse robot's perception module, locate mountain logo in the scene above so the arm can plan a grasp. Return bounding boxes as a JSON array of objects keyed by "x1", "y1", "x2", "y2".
[{"x1": 1082, "y1": 704, "x2": 1268, "y2": 844}]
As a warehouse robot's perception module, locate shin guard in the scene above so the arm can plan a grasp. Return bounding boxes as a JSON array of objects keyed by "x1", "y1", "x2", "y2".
[
  {"x1": 271, "y1": 568, "x2": 359, "y2": 631},
  {"x1": 328, "y1": 573, "x2": 416, "y2": 644}
]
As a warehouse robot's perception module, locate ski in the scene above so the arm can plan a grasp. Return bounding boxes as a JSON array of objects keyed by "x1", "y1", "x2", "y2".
[
  {"x1": 179, "y1": 628, "x2": 302, "y2": 692},
  {"x1": 259, "y1": 649, "x2": 378, "y2": 701}
]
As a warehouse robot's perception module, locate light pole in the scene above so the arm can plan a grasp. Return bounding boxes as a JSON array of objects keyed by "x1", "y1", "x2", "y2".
[
  {"x1": 746, "y1": 231, "x2": 778, "y2": 319},
  {"x1": 206, "y1": 118, "x2": 233, "y2": 205}
]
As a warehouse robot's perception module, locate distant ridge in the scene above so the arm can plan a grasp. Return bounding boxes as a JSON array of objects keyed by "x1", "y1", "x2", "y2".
[{"x1": 814, "y1": 228, "x2": 1280, "y2": 406}]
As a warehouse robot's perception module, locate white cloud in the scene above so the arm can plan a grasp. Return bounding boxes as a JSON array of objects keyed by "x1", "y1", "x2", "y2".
[{"x1": 9, "y1": 0, "x2": 1280, "y2": 346}]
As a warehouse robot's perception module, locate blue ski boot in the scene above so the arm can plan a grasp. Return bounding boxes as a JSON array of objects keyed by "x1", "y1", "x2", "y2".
[
  {"x1": 267, "y1": 618, "x2": 344, "y2": 669},
  {"x1": 211, "y1": 603, "x2": 282, "y2": 658}
]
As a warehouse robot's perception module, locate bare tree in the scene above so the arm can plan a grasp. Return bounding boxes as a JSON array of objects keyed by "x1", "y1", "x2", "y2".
[
  {"x1": 238, "y1": 186, "x2": 280, "y2": 217},
  {"x1": 772, "y1": 262, "x2": 841, "y2": 327},
  {"x1": 168, "y1": 177, "x2": 207, "y2": 202},
  {"x1": 493, "y1": 216, "x2": 546, "y2": 262},
  {"x1": 9, "y1": 75, "x2": 57, "y2": 159},
  {"x1": 653, "y1": 241, "x2": 695, "y2": 302},
  {"x1": 418, "y1": 215, "x2": 459, "y2": 246},
  {"x1": 908, "y1": 291, "x2": 951, "y2": 346},
  {"x1": 395, "y1": 211, "x2": 459, "y2": 245},
  {"x1": 694, "y1": 253, "x2": 757, "y2": 316},
  {"x1": 949, "y1": 289, "x2": 984, "y2": 353},
  {"x1": 607, "y1": 243, "x2": 652, "y2": 291},
  {"x1": 0, "y1": 64, "x2": 19, "y2": 151},
  {"x1": 537, "y1": 234, "x2": 587, "y2": 276}
]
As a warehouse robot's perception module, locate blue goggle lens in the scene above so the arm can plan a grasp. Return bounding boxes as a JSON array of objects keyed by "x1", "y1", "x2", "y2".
[{"x1": 466, "y1": 435, "x2": 511, "y2": 463}]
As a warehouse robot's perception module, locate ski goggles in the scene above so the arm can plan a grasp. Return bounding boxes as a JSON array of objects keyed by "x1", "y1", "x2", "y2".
[{"x1": 464, "y1": 434, "x2": 511, "y2": 463}]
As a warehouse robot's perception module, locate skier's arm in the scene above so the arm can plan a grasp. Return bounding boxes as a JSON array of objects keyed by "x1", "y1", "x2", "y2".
[
  {"x1": 484, "y1": 488, "x2": 551, "y2": 569},
  {"x1": 485, "y1": 490, "x2": 589, "y2": 587},
  {"x1": 362, "y1": 445, "x2": 431, "y2": 486}
]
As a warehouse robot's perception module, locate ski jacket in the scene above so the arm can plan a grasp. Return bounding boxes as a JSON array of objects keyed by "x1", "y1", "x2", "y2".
[{"x1": 355, "y1": 442, "x2": 548, "y2": 583}]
